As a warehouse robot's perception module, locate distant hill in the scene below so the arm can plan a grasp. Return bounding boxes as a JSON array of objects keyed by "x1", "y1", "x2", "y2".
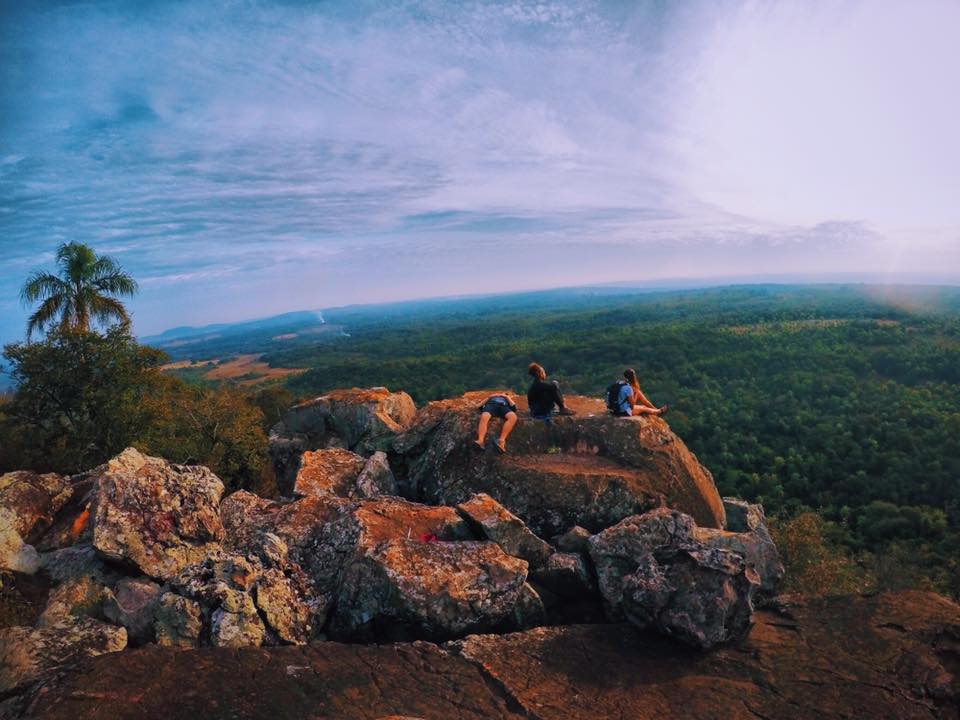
[{"x1": 141, "y1": 310, "x2": 328, "y2": 347}]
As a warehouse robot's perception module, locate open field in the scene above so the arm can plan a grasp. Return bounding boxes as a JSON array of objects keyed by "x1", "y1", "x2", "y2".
[{"x1": 161, "y1": 354, "x2": 305, "y2": 386}]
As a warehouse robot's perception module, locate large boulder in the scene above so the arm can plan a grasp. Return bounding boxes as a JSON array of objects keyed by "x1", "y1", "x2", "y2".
[
  {"x1": 102, "y1": 577, "x2": 163, "y2": 644},
  {"x1": 290, "y1": 448, "x2": 368, "y2": 498},
  {"x1": 354, "y1": 451, "x2": 399, "y2": 498},
  {"x1": 0, "y1": 471, "x2": 72, "y2": 543},
  {"x1": 588, "y1": 508, "x2": 759, "y2": 648},
  {"x1": 457, "y1": 493, "x2": 552, "y2": 568},
  {"x1": 269, "y1": 387, "x2": 416, "y2": 487},
  {"x1": 220, "y1": 491, "x2": 360, "y2": 638},
  {"x1": 218, "y1": 491, "x2": 473, "y2": 643},
  {"x1": 392, "y1": 392, "x2": 725, "y2": 536},
  {"x1": 154, "y1": 592, "x2": 203, "y2": 648},
  {"x1": 620, "y1": 545, "x2": 759, "y2": 649},
  {"x1": 693, "y1": 498, "x2": 784, "y2": 594},
  {"x1": 0, "y1": 618, "x2": 127, "y2": 694},
  {"x1": 0, "y1": 509, "x2": 40, "y2": 574},
  {"x1": 90, "y1": 448, "x2": 225, "y2": 581},
  {"x1": 289, "y1": 448, "x2": 398, "y2": 500},
  {"x1": 329, "y1": 539, "x2": 529, "y2": 641},
  {"x1": 0, "y1": 470, "x2": 74, "y2": 574}
]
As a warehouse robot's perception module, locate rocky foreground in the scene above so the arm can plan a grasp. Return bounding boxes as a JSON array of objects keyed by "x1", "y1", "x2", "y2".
[{"x1": 1, "y1": 387, "x2": 958, "y2": 719}]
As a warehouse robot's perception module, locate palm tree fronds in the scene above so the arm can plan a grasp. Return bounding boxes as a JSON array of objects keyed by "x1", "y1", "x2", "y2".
[
  {"x1": 20, "y1": 271, "x2": 69, "y2": 304},
  {"x1": 25, "y1": 294, "x2": 67, "y2": 340}
]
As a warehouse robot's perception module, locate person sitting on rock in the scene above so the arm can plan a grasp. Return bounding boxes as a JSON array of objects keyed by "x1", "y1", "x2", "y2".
[
  {"x1": 474, "y1": 393, "x2": 518, "y2": 453},
  {"x1": 526, "y1": 362, "x2": 575, "y2": 419},
  {"x1": 608, "y1": 368, "x2": 668, "y2": 417}
]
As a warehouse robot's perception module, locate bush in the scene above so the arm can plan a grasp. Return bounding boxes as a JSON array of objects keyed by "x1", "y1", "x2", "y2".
[{"x1": 768, "y1": 512, "x2": 870, "y2": 597}]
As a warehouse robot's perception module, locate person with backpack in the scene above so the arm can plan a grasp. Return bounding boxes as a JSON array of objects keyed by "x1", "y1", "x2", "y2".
[
  {"x1": 526, "y1": 362, "x2": 575, "y2": 419},
  {"x1": 606, "y1": 368, "x2": 668, "y2": 417},
  {"x1": 473, "y1": 393, "x2": 519, "y2": 453}
]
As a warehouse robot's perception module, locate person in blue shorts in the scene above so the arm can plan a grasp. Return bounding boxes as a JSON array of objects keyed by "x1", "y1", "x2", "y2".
[{"x1": 473, "y1": 393, "x2": 518, "y2": 453}]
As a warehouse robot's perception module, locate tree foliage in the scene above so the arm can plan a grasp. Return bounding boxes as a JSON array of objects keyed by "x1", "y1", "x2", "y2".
[{"x1": 0, "y1": 329, "x2": 268, "y2": 492}]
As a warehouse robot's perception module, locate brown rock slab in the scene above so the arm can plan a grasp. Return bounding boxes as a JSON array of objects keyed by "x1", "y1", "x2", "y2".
[
  {"x1": 14, "y1": 592, "x2": 959, "y2": 720},
  {"x1": 0, "y1": 617, "x2": 126, "y2": 695},
  {"x1": 17, "y1": 641, "x2": 522, "y2": 720},
  {"x1": 90, "y1": 449, "x2": 225, "y2": 581}
]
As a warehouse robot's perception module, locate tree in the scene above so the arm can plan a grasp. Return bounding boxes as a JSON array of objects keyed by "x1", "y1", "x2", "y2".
[
  {"x1": 1, "y1": 327, "x2": 166, "y2": 473},
  {"x1": 20, "y1": 242, "x2": 138, "y2": 339}
]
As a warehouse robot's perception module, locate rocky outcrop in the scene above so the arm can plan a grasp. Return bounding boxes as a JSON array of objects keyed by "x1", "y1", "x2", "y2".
[
  {"x1": 392, "y1": 392, "x2": 725, "y2": 536},
  {"x1": 530, "y1": 552, "x2": 596, "y2": 599},
  {"x1": 11, "y1": 592, "x2": 958, "y2": 720},
  {"x1": 0, "y1": 618, "x2": 126, "y2": 695},
  {"x1": 269, "y1": 387, "x2": 416, "y2": 486},
  {"x1": 90, "y1": 448, "x2": 225, "y2": 581},
  {"x1": 354, "y1": 451, "x2": 398, "y2": 498},
  {"x1": 588, "y1": 508, "x2": 759, "y2": 648},
  {"x1": 1, "y1": 387, "x2": 788, "y2": 704}
]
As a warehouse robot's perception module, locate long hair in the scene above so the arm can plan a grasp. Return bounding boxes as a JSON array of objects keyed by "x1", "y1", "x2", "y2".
[
  {"x1": 528, "y1": 362, "x2": 546, "y2": 381},
  {"x1": 624, "y1": 368, "x2": 640, "y2": 394}
]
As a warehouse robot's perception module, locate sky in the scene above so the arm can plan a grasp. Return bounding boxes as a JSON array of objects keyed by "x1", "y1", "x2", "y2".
[{"x1": 1, "y1": 0, "x2": 959, "y2": 343}]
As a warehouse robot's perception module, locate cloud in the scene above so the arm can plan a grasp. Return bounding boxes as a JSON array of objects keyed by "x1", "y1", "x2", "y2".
[{"x1": 0, "y1": 0, "x2": 958, "y2": 342}]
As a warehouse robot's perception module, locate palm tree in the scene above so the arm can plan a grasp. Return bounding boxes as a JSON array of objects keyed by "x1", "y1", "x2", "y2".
[{"x1": 20, "y1": 242, "x2": 138, "y2": 339}]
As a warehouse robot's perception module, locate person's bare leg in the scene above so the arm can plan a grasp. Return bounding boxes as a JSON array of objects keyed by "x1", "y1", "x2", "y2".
[
  {"x1": 495, "y1": 411, "x2": 518, "y2": 451},
  {"x1": 632, "y1": 405, "x2": 663, "y2": 416},
  {"x1": 475, "y1": 412, "x2": 492, "y2": 447}
]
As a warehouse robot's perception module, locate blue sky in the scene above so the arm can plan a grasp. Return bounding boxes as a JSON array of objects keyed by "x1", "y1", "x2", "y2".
[{"x1": 1, "y1": 0, "x2": 959, "y2": 343}]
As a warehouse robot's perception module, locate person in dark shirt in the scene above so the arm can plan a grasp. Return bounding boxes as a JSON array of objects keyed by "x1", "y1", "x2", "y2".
[{"x1": 526, "y1": 363, "x2": 575, "y2": 418}]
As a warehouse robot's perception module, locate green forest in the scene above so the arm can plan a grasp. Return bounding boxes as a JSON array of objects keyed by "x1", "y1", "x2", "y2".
[{"x1": 4, "y1": 283, "x2": 959, "y2": 598}]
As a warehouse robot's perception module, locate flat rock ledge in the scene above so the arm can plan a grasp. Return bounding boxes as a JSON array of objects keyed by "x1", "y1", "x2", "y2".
[{"x1": 5, "y1": 591, "x2": 958, "y2": 720}]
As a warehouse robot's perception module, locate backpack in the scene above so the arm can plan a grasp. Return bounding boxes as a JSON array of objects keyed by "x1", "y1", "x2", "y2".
[{"x1": 605, "y1": 381, "x2": 626, "y2": 414}]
